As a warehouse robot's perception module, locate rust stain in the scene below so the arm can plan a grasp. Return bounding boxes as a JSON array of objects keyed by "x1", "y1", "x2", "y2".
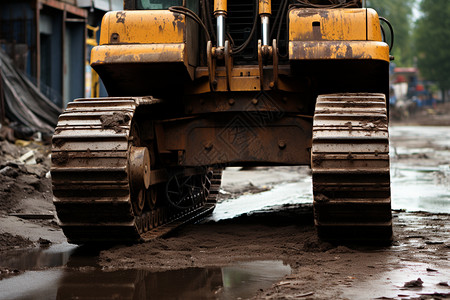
[
  {"x1": 173, "y1": 13, "x2": 183, "y2": 22},
  {"x1": 98, "y1": 11, "x2": 185, "y2": 45},
  {"x1": 291, "y1": 8, "x2": 366, "y2": 41},
  {"x1": 171, "y1": 16, "x2": 184, "y2": 35},
  {"x1": 116, "y1": 11, "x2": 126, "y2": 24},
  {"x1": 163, "y1": 12, "x2": 183, "y2": 35},
  {"x1": 289, "y1": 41, "x2": 388, "y2": 61},
  {"x1": 176, "y1": 19, "x2": 184, "y2": 35},
  {"x1": 297, "y1": 9, "x2": 317, "y2": 18}
]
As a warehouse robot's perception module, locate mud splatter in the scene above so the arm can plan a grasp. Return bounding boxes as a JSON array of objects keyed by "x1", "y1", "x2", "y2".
[
  {"x1": 344, "y1": 121, "x2": 353, "y2": 133},
  {"x1": 312, "y1": 153, "x2": 325, "y2": 167},
  {"x1": 314, "y1": 193, "x2": 328, "y2": 202},
  {"x1": 52, "y1": 151, "x2": 69, "y2": 165},
  {"x1": 52, "y1": 138, "x2": 65, "y2": 148},
  {"x1": 347, "y1": 152, "x2": 354, "y2": 161},
  {"x1": 100, "y1": 113, "x2": 130, "y2": 133}
]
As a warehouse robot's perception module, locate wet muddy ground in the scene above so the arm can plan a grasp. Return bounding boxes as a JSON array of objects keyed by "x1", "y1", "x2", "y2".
[{"x1": 0, "y1": 125, "x2": 449, "y2": 299}]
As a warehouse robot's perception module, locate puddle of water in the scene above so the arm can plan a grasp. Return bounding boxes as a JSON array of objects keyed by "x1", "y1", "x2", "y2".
[
  {"x1": 391, "y1": 167, "x2": 450, "y2": 213},
  {"x1": 390, "y1": 126, "x2": 450, "y2": 148},
  {"x1": 0, "y1": 270, "x2": 63, "y2": 300},
  {"x1": 211, "y1": 126, "x2": 450, "y2": 220},
  {"x1": 210, "y1": 181, "x2": 312, "y2": 221},
  {"x1": 214, "y1": 165, "x2": 449, "y2": 221},
  {"x1": 343, "y1": 261, "x2": 450, "y2": 299},
  {"x1": 220, "y1": 260, "x2": 291, "y2": 299},
  {"x1": 0, "y1": 243, "x2": 78, "y2": 271},
  {"x1": 390, "y1": 125, "x2": 450, "y2": 213},
  {"x1": 0, "y1": 257, "x2": 290, "y2": 300}
]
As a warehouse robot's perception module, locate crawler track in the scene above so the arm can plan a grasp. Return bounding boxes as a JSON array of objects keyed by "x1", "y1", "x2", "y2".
[
  {"x1": 51, "y1": 97, "x2": 222, "y2": 244},
  {"x1": 311, "y1": 93, "x2": 392, "y2": 242}
]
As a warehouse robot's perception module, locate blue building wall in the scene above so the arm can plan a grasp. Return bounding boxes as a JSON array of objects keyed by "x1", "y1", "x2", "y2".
[
  {"x1": 0, "y1": 1, "x2": 36, "y2": 78},
  {"x1": 0, "y1": 0, "x2": 86, "y2": 108}
]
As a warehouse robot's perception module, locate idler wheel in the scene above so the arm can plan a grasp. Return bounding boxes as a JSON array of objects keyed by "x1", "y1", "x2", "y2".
[
  {"x1": 129, "y1": 146, "x2": 150, "y2": 215},
  {"x1": 129, "y1": 146, "x2": 151, "y2": 190}
]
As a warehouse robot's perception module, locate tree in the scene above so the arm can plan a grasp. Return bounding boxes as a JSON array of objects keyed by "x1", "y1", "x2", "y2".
[
  {"x1": 366, "y1": 0, "x2": 415, "y2": 66},
  {"x1": 415, "y1": 0, "x2": 450, "y2": 98}
]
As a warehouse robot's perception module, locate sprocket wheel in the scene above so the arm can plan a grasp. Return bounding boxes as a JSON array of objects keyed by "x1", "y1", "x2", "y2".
[{"x1": 165, "y1": 171, "x2": 208, "y2": 210}]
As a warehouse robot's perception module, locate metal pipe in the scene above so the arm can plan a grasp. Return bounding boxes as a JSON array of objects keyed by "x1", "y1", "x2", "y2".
[
  {"x1": 259, "y1": 0, "x2": 271, "y2": 46},
  {"x1": 214, "y1": 0, "x2": 227, "y2": 48},
  {"x1": 261, "y1": 15, "x2": 270, "y2": 46},
  {"x1": 216, "y1": 14, "x2": 225, "y2": 47}
]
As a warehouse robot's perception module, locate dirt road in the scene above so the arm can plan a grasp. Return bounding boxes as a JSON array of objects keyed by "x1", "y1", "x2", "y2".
[{"x1": 0, "y1": 110, "x2": 449, "y2": 299}]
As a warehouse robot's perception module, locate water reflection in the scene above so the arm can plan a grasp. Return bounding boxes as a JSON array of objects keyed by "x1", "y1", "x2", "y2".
[
  {"x1": 220, "y1": 261, "x2": 291, "y2": 299},
  {"x1": 0, "y1": 243, "x2": 78, "y2": 271},
  {"x1": 56, "y1": 260, "x2": 290, "y2": 300},
  {"x1": 57, "y1": 268, "x2": 223, "y2": 300},
  {"x1": 0, "y1": 257, "x2": 290, "y2": 300}
]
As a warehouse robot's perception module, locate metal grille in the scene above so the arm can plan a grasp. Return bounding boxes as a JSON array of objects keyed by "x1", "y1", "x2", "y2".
[
  {"x1": 224, "y1": 0, "x2": 288, "y2": 64},
  {"x1": 227, "y1": 1, "x2": 257, "y2": 62}
]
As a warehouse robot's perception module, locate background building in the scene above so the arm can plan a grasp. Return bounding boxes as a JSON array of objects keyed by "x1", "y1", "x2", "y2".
[{"x1": 0, "y1": 0, "x2": 121, "y2": 108}]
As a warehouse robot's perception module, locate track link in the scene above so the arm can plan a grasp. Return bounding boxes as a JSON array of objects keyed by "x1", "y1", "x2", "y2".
[
  {"x1": 311, "y1": 93, "x2": 392, "y2": 242},
  {"x1": 51, "y1": 97, "x2": 222, "y2": 244}
]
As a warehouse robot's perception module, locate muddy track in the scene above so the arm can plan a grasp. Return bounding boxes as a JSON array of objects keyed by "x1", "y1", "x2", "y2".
[
  {"x1": 51, "y1": 97, "x2": 222, "y2": 244},
  {"x1": 312, "y1": 93, "x2": 392, "y2": 241}
]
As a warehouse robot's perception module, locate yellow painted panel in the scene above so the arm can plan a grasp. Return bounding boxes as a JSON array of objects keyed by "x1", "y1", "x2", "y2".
[
  {"x1": 99, "y1": 10, "x2": 185, "y2": 45},
  {"x1": 289, "y1": 9, "x2": 367, "y2": 41},
  {"x1": 259, "y1": 0, "x2": 272, "y2": 15},
  {"x1": 289, "y1": 41, "x2": 389, "y2": 62},
  {"x1": 367, "y1": 8, "x2": 382, "y2": 41},
  {"x1": 91, "y1": 44, "x2": 186, "y2": 65},
  {"x1": 214, "y1": 0, "x2": 227, "y2": 13}
]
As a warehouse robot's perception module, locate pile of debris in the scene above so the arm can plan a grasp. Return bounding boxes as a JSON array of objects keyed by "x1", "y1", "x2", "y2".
[
  {"x1": 0, "y1": 47, "x2": 61, "y2": 142},
  {"x1": 0, "y1": 42, "x2": 58, "y2": 216},
  {"x1": 0, "y1": 47, "x2": 64, "y2": 250},
  {"x1": 0, "y1": 138, "x2": 52, "y2": 213}
]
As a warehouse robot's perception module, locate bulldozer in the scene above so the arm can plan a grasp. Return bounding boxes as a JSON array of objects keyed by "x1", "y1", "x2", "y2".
[{"x1": 51, "y1": 0, "x2": 393, "y2": 244}]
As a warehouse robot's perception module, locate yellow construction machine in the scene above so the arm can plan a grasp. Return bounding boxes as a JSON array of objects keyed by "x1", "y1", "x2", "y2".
[{"x1": 51, "y1": 0, "x2": 393, "y2": 244}]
